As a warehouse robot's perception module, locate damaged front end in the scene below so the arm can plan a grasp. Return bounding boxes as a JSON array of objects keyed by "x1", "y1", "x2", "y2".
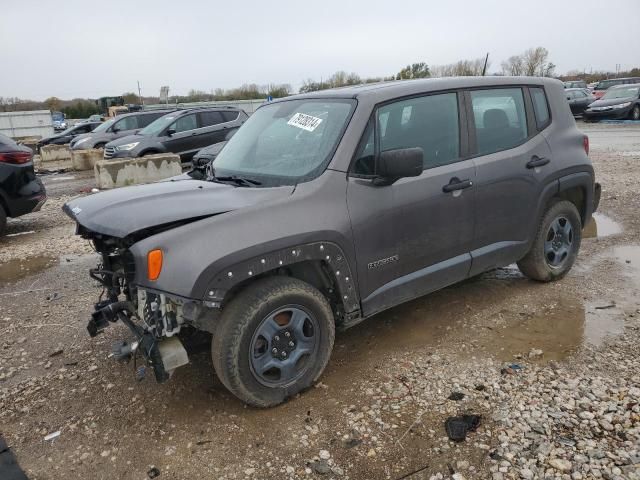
[{"x1": 85, "y1": 230, "x2": 212, "y2": 383}]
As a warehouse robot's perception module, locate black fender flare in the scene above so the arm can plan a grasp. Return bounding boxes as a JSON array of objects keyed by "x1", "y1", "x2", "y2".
[
  {"x1": 201, "y1": 241, "x2": 360, "y2": 315},
  {"x1": 557, "y1": 171, "x2": 595, "y2": 223}
]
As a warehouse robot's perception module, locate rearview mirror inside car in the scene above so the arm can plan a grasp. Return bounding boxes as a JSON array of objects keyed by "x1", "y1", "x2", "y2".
[{"x1": 376, "y1": 148, "x2": 423, "y2": 181}]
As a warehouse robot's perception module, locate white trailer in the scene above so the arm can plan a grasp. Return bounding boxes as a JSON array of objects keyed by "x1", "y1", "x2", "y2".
[{"x1": 0, "y1": 110, "x2": 54, "y2": 139}]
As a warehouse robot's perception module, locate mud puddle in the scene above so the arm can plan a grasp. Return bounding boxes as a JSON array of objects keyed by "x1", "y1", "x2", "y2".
[
  {"x1": 0, "y1": 254, "x2": 59, "y2": 285},
  {"x1": 584, "y1": 212, "x2": 622, "y2": 238},
  {"x1": 329, "y1": 262, "x2": 626, "y2": 381}
]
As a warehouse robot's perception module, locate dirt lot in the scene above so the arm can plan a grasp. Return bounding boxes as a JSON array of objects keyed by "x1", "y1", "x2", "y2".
[{"x1": 1, "y1": 122, "x2": 639, "y2": 480}]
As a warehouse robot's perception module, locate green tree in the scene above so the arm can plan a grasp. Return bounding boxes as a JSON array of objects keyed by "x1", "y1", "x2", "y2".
[{"x1": 395, "y1": 62, "x2": 430, "y2": 80}]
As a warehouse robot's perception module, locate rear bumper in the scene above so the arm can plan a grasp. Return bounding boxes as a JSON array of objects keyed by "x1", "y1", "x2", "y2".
[
  {"x1": 1, "y1": 170, "x2": 47, "y2": 218},
  {"x1": 593, "y1": 182, "x2": 601, "y2": 213}
]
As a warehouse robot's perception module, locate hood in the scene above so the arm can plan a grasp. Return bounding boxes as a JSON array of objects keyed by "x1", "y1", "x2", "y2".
[
  {"x1": 194, "y1": 141, "x2": 227, "y2": 159},
  {"x1": 63, "y1": 179, "x2": 295, "y2": 238},
  {"x1": 106, "y1": 133, "x2": 145, "y2": 147},
  {"x1": 588, "y1": 96, "x2": 636, "y2": 108}
]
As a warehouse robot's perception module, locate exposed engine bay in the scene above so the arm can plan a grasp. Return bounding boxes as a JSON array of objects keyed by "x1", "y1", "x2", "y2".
[{"x1": 83, "y1": 229, "x2": 211, "y2": 383}]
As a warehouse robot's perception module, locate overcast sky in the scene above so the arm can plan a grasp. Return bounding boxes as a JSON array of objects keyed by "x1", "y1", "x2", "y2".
[{"x1": 2, "y1": 0, "x2": 638, "y2": 100}]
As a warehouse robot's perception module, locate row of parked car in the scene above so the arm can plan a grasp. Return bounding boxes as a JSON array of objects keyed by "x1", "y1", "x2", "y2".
[
  {"x1": 38, "y1": 107, "x2": 249, "y2": 164},
  {"x1": 563, "y1": 80, "x2": 640, "y2": 121}
]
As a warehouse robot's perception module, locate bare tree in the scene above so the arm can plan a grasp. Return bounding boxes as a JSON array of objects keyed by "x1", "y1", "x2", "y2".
[
  {"x1": 501, "y1": 55, "x2": 524, "y2": 76},
  {"x1": 503, "y1": 47, "x2": 555, "y2": 77},
  {"x1": 431, "y1": 57, "x2": 488, "y2": 77}
]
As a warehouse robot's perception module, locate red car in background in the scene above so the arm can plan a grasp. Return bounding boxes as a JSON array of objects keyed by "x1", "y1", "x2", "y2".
[{"x1": 592, "y1": 77, "x2": 640, "y2": 99}]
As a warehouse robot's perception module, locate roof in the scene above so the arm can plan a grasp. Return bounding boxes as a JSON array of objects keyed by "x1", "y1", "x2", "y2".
[{"x1": 284, "y1": 76, "x2": 562, "y2": 104}]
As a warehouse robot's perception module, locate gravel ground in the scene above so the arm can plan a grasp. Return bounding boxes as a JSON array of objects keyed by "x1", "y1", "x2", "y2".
[{"x1": 0, "y1": 122, "x2": 639, "y2": 480}]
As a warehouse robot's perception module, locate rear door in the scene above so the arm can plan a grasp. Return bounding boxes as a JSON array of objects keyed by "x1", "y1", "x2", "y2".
[
  {"x1": 196, "y1": 111, "x2": 227, "y2": 149},
  {"x1": 347, "y1": 91, "x2": 476, "y2": 316},
  {"x1": 467, "y1": 86, "x2": 553, "y2": 275}
]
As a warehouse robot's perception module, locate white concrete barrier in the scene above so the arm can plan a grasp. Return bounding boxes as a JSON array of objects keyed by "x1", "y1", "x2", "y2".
[
  {"x1": 71, "y1": 149, "x2": 103, "y2": 171},
  {"x1": 40, "y1": 144, "x2": 71, "y2": 163},
  {"x1": 94, "y1": 154, "x2": 183, "y2": 189}
]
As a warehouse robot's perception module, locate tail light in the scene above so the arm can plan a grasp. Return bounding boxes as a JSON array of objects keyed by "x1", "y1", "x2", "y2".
[
  {"x1": 583, "y1": 135, "x2": 589, "y2": 156},
  {"x1": 0, "y1": 151, "x2": 32, "y2": 164}
]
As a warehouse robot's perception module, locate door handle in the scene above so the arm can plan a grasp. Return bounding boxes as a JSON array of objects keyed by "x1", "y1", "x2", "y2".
[
  {"x1": 442, "y1": 177, "x2": 473, "y2": 193},
  {"x1": 526, "y1": 156, "x2": 550, "y2": 169}
]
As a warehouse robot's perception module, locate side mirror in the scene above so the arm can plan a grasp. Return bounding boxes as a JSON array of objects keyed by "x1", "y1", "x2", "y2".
[
  {"x1": 111, "y1": 125, "x2": 120, "y2": 133},
  {"x1": 376, "y1": 148, "x2": 423, "y2": 182},
  {"x1": 166, "y1": 128, "x2": 176, "y2": 136}
]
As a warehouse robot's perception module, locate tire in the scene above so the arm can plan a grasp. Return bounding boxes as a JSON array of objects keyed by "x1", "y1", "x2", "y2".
[
  {"x1": 94, "y1": 143, "x2": 106, "y2": 150},
  {"x1": 630, "y1": 105, "x2": 640, "y2": 121},
  {"x1": 517, "y1": 199, "x2": 582, "y2": 282},
  {"x1": 0, "y1": 205, "x2": 6, "y2": 237},
  {"x1": 212, "y1": 276, "x2": 335, "y2": 407}
]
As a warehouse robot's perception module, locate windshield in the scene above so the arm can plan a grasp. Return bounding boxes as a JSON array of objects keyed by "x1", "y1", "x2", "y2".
[
  {"x1": 212, "y1": 99, "x2": 355, "y2": 186},
  {"x1": 92, "y1": 118, "x2": 115, "y2": 133},
  {"x1": 139, "y1": 113, "x2": 178, "y2": 136},
  {"x1": 602, "y1": 86, "x2": 639, "y2": 100}
]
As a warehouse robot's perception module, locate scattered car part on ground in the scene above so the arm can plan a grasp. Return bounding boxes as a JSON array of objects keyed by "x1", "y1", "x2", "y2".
[
  {"x1": 63, "y1": 77, "x2": 599, "y2": 407},
  {"x1": 0, "y1": 133, "x2": 46, "y2": 236},
  {"x1": 592, "y1": 77, "x2": 640, "y2": 99},
  {"x1": 37, "y1": 122, "x2": 102, "y2": 151},
  {"x1": 103, "y1": 107, "x2": 247, "y2": 163},
  {"x1": 69, "y1": 110, "x2": 174, "y2": 150},
  {"x1": 583, "y1": 84, "x2": 640, "y2": 122},
  {"x1": 565, "y1": 88, "x2": 596, "y2": 116}
]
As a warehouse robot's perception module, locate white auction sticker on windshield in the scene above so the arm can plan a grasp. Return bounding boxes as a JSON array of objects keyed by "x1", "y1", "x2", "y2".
[{"x1": 287, "y1": 113, "x2": 323, "y2": 132}]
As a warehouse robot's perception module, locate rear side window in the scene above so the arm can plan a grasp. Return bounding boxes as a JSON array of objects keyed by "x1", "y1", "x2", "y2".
[
  {"x1": 530, "y1": 87, "x2": 551, "y2": 130},
  {"x1": 199, "y1": 111, "x2": 224, "y2": 127},
  {"x1": 114, "y1": 116, "x2": 138, "y2": 131},
  {"x1": 222, "y1": 111, "x2": 239, "y2": 122},
  {"x1": 377, "y1": 92, "x2": 460, "y2": 170},
  {"x1": 471, "y1": 88, "x2": 528, "y2": 155},
  {"x1": 138, "y1": 114, "x2": 162, "y2": 128}
]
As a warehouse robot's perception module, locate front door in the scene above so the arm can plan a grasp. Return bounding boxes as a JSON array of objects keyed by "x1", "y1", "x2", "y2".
[
  {"x1": 164, "y1": 113, "x2": 198, "y2": 156},
  {"x1": 347, "y1": 91, "x2": 475, "y2": 317}
]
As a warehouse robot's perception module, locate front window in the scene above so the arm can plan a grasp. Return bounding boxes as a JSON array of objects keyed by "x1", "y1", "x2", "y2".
[
  {"x1": 139, "y1": 114, "x2": 179, "y2": 136},
  {"x1": 602, "y1": 86, "x2": 639, "y2": 100},
  {"x1": 92, "y1": 119, "x2": 115, "y2": 133},
  {"x1": 212, "y1": 99, "x2": 355, "y2": 186}
]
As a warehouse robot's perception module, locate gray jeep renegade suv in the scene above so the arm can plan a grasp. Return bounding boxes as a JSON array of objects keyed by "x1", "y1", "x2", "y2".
[{"x1": 64, "y1": 77, "x2": 600, "y2": 407}]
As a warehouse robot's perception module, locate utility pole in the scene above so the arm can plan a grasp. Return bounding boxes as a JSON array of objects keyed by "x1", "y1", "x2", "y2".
[{"x1": 137, "y1": 80, "x2": 144, "y2": 106}]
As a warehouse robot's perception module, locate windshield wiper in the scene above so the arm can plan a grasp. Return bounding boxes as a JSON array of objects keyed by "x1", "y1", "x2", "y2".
[{"x1": 212, "y1": 175, "x2": 262, "y2": 187}]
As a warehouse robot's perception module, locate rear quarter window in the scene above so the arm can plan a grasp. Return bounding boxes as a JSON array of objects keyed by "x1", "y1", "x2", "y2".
[{"x1": 530, "y1": 87, "x2": 551, "y2": 130}]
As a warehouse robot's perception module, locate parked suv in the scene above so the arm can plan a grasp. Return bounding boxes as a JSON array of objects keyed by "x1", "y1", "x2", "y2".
[
  {"x1": 103, "y1": 107, "x2": 248, "y2": 162},
  {"x1": 1, "y1": 133, "x2": 46, "y2": 236},
  {"x1": 64, "y1": 77, "x2": 599, "y2": 407},
  {"x1": 69, "y1": 110, "x2": 174, "y2": 150}
]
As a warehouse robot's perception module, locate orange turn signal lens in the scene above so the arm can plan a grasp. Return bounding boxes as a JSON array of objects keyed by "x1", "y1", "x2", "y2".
[{"x1": 147, "y1": 249, "x2": 163, "y2": 281}]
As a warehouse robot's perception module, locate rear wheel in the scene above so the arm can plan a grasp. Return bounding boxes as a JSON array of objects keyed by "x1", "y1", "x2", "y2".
[
  {"x1": 630, "y1": 105, "x2": 640, "y2": 121},
  {"x1": 517, "y1": 200, "x2": 582, "y2": 282},
  {"x1": 212, "y1": 276, "x2": 335, "y2": 407},
  {"x1": 94, "y1": 143, "x2": 106, "y2": 150},
  {"x1": 0, "y1": 205, "x2": 6, "y2": 236}
]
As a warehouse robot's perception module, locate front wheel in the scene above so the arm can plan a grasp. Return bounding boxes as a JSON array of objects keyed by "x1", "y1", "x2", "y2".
[
  {"x1": 212, "y1": 276, "x2": 335, "y2": 407},
  {"x1": 517, "y1": 200, "x2": 582, "y2": 282},
  {"x1": 630, "y1": 105, "x2": 640, "y2": 121}
]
